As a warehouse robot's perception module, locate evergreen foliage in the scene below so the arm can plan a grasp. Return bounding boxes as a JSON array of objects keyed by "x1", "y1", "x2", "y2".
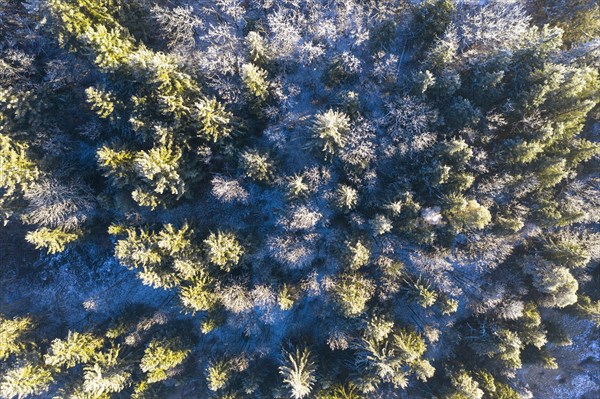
[
  {"x1": 25, "y1": 227, "x2": 80, "y2": 254},
  {"x1": 204, "y1": 231, "x2": 243, "y2": 271},
  {"x1": 1, "y1": 1, "x2": 599, "y2": 398},
  {"x1": 44, "y1": 332, "x2": 103, "y2": 369},
  {"x1": 0, "y1": 316, "x2": 34, "y2": 362},
  {"x1": 311, "y1": 110, "x2": 351, "y2": 159},
  {"x1": 0, "y1": 364, "x2": 53, "y2": 399},
  {"x1": 140, "y1": 338, "x2": 190, "y2": 383},
  {"x1": 279, "y1": 347, "x2": 316, "y2": 399},
  {"x1": 0, "y1": 134, "x2": 38, "y2": 224}
]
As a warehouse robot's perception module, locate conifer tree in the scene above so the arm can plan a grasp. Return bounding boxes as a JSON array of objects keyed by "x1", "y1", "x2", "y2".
[
  {"x1": 245, "y1": 31, "x2": 271, "y2": 66},
  {"x1": 112, "y1": 223, "x2": 197, "y2": 289},
  {"x1": 132, "y1": 144, "x2": 188, "y2": 209},
  {"x1": 204, "y1": 231, "x2": 244, "y2": 272},
  {"x1": 524, "y1": 257, "x2": 579, "y2": 308},
  {"x1": 97, "y1": 146, "x2": 136, "y2": 185},
  {"x1": 346, "y1": 240, "x2": 370, "y2": 270},
  {"x1": 335, "y1": 185, "x2": 358, "y2": 211},
  {"x1": 278, "y1": 284, "x2": 299, "y2": 310},
  {"x1": 206, "y1": 359, "x2": 231, "y2": 392},
  {"x1": 140, "y1": 338, "x2": 190, "y2": 383},
  {"x1": 85, "y1": 86, "x2": 116, "y2": 119},
  {"x1": 449, "y1": 371, "x2": 484, "y2": 399},
  {"x1": 332, "y1": 273, "x2": 375, "y2": 317},
  {"x1": 287, "y1": 174, "x2": 310, "y2": 200},
  {"x1": 311, "y1": 110, "x2": 351, "y2": 159},
  {"x1": 316, "y1": 383, "x2": 363, "y2": 399},
  {"x1": 82, "y1": 346, "x2": 130, "y2": 397},
  {"x1": 0, "y1": 315, "x2": 34, "y2": 361},
  {"x1": 240, "y1": 150, "x2": 274, "y2": 183},
  {"x1": 541, "y1": 237, "x2": 590, "y2": 268},
  {"x1": 44, "y1": 331, "x2": 103, "y2": 369},
  {"x1": 25, "y1": 227, "x2": 80, "y2": 254},
  {"x1": 444, "y1": 198, "x2": 491, "y2": 232},
  {"x1": 0, "y1": 363, "x2": 53, "y2": 399},
  {"x1": 179, "y1": 272, "x2": 217, "y2": 313},
  {"x1": 0, "y1": 134, "x2": 38, "y2": 224},
  {"x1": 279, "y1": 347, "x2": 316, "y2": 399},
  {"x1": 355, "y1": 327, "x2": 434, "y2": 390},
  {"x1": 370, "y1": 214, "x2": 393, "y2": 236},
  {"x1": 577, "y1": 296, "x2": 600, "y2": 326},
  {"x1": 241, "y1": 63, "x2": 269, "y2": 101},
  {"x1": 403, "y1": 276, "x2": 438, "y2": 309},
  {"x1": 192, "y1": 98, "x2": 232, "y2": 143}
]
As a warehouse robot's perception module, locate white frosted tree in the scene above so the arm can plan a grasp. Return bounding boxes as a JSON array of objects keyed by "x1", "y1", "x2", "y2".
[{"x1": 279, "y1": 347, "x2": 316, "y2": 399}]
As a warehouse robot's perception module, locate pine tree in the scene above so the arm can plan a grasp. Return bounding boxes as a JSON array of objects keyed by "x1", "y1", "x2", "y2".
[
  {"x1": 444, "y1": 198, "x2": 491, "y2": 232},
  {"x1": 132, "y1": 144, "x2": 187, "y2": 209},
  {"x1": 25, "y1": 227, "x2": 80, "y2": 254},
  {"x1": 365, "y1": 315, "x2": 393, "y2": 343},
  {"x1": 577, "y1": 295, "x2": 600, "y2": 326},
  {"x1": 0, "y1": 134, "x2": 38, "y2": 224},
  {"x1": 82, "y1": 346, "x2": 130, "y2": 397},
  {"x1": 332, "y1": 272, "x2": 375, "y2": 317},
  {"x1": 356, "y1": 336, "x2": 403, "y2": 386},
  {"x1": 494, "y1": 382, "x2": 521, "y2": 399},
  {"x1": 450, "y1": 371, "x2": 484, "y2": 399},
  {"x1": 279, "y1": 347, "x2": 316, "y2": 399},
  {"x1": 536, "y1": 159, "x2": 568, "y2": 188},
  {"x1": 494, "y1": 329, "x2": 523, "y2": 369},
  {"x1": 245, "y1": 31, "x2": 271, "y2": 66},
  {"x1": 403, "y1": 276, "x2": 438, "y2": 309},
  {"x1": 241, "y1": 63, "x2": 269, "y2": 101},
  {"x1": 524, "y1": 257, "x2": 579, "y2": 308},
  {"x1": 278, "y1": 284, "x2": 299, "y2": 310},
  {"x1": 541, "y1": 236, "x2": 590, "y2": 268},
  {"x1": 346, "y1": 240, "x2": 370, "y2": 270},
  {"x1": 0, "y1": 315, "x2": 34, "y2": 361},
  {"x1": 97, "y1": 146, "x2": 136, "y2": 185},
  {"x1": 82, "y1": 24, "x2": 134, "y2": 71},
  {"x1": 179, "y1": 272, "x2": 217, "y2": 313},
  {"x1": 0, "y1": 363, "x2": 53, "y2": 399},
  {"x1": 335, "y1": 185, "x2": 358, "y2": 211},
  {"x1": 140, "y1": 338, "x2": 190, "y2": 383},
  {"x1": 206, "y1": 359, "x2": 231, "y2": 392},
  {"x1": 413, "y1": 0, "x2": 456, "y2": 45},
  {"x1": 112, "y1": 223, "x2": 196, "y2": 289},
  {"x1": 424, "y1": 28, "x2": 458, "y2": 73},
  {"x1": 156, "y1": 224, "x2": 192, "y2": 257},
  {"x1": 370, "y1": 214, "x2": 393, "y2": 236},
  {"x1": 287, "y1": 174, "x2": 310, "y2": 200},
  {"x1": 355, "y1": 328, "x2": 433, "y2": 389},
  {"x1": 505, "y1": 139, "x2": 545, "y2": 164},
  {"x1": 240, "y1": 150, "x2": 274, "y2": 183},
  {"x1": 392, "y1": 329, "x2": 428, "y2": 364},
  {"x1": 192, "y1": 97, "x2": 232, "y2": 143},
  {"x1": 441, "y1": 296, "x2": 459, "y2": 315},
  {"x1": 530, "y1": 0, "x2": 600, "y2": 46},
  {"x1": 311, "y1": 110, "x2": 350, "y2": 159},
  {"x1": 44, "y1": 331, "x2": 103, "y2": 369},
  {"x1": 85, "y1": 86, "x2": 116, "y2": 119},
  {"x1": 204, "y1": 231, "x2": 244, "y2": 272},
  {"x1": 316, "y1": 383, "x2": 363, "y2": 399}
]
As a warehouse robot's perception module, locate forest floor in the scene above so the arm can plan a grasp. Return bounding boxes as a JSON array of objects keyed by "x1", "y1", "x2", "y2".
[{"x1": 517, "y1": 316, "x2": 599, "y2": 399}]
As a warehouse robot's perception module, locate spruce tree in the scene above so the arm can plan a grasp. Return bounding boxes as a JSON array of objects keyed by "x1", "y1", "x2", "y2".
[{"x1": 279, "y1": 347, "x2": 316, "y2": 399}]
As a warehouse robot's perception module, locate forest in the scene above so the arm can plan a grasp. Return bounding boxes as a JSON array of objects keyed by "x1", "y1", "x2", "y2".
[{"x1": 0, "y1": 0, "x2": 599, "y2": 398}]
